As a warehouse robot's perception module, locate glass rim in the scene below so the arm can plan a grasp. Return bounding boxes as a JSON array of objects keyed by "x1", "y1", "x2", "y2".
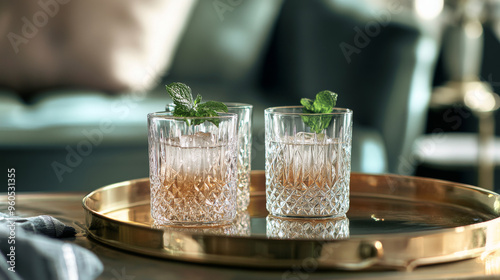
[
  {"x1": 223, "y1": 102, "x2": 253, "y2": 109},
  {"x1": 148, "y1": 111, "x2": 237, "y2": 120},
  {"x1": 265, "y1": 106, "x2": 352, "y2": 116},
  {"x1": 166, "y1": 103, "x2": 252, "y2": 109}
]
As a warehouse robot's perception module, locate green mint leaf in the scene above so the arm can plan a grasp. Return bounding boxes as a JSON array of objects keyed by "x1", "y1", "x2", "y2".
[
  {"x1": 193, "y1": 94, "x2": 202, "y2": 106},
  {"x1": 302, "y1": 115, "x2": 332, "y2": 134},
  {"x1": 166, "y1": 82, "x2": 194, "y2": 113},
  {"x1": 191, "y1": 118, "x2": 205, "y2": 126},
  {"x1": 300, "y1": 90, "x2": 338, "y2": 134},
  {"x1": 193, "y1": 107, "x2": 221, "y2": 127},
  {"x1": 196, "y1": 107, "x2": 218, "y2": 117},
  {"x1": 165, "y1": 82, "x2": 228, "y2": 127},
  {"x1": 300, "y1": 98, "x2": 314, "y2": 111},
  {"x1": 172, "y1": 106, "x2": 192, "y2": 126},
  {"x1": 313, "y1": 90, "x2": 337, "y2": 113},
  {"x1": 172, "y1": 106, "x2": 190, "y2": 117},
  {"x1": 197, "y1": 101, "x2": 228, "y2": 113}
]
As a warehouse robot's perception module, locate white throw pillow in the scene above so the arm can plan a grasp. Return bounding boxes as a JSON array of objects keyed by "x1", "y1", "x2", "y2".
[{"x1": 0, "y1": 0, "x2": 196, "y2": 95}]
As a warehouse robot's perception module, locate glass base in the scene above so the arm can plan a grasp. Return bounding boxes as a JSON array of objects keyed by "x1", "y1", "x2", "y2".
[
  {"x1": 152, "y1": 219, "x2": 233, "y2": 227},
  {"x1": 152, "y1": 219, "x2": 232, "y2": 227},
  {"x1": 152, "y1": 210, "x2": 250, "y2": 237},
  {"x1": 267, "y1": 213, "x2": 347, "y2": 219},
  {"x1": 266, "y1": 214, "x2": 349, "y2": 240}
]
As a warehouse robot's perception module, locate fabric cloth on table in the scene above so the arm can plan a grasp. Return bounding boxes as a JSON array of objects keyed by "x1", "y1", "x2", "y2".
[{"x1": 0, "y1": 213, "x2": 103, "y2": 280}]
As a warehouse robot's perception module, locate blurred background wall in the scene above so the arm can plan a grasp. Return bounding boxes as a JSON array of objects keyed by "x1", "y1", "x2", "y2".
[{"x1": 1, "y1": 0, "x2": 499, "y2": 192}]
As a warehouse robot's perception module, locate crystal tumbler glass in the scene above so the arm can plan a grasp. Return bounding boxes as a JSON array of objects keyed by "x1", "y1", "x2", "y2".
[
  {"x1": 148, "y1": 112, "x2": 238, "y2": 226},
  {"x1": 226, "y1": 103, "x2": 253, "y2": 210},
  {"x1": 266, "y1": 215, "x2": 349, "y2": 240},
  {"x1": 264, "y1": 106, "x2": 353, "y2": 218},
  {"x1": 168, "y1": 103, "x2": 253, "y2": 210}
]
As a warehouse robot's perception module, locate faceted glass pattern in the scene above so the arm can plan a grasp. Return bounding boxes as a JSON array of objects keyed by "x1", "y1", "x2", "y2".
[
  {"x1": 148, "y1": 112, "x2": 238, "y2": 226},
  {"x1": 167, "y1": 103, "x2": 253, "y2": 210},
  {"x1": 266, "y1": 215, "x2": 349, "y2": 239},
  {"x1": 226, "y1": 103, "x2": 253, "y2": 210},
  {"x1": 265, "y1": 107, "x2": 353, "y2": 217},
  {"x1": 153, "y1": 210, "x2": 250, "y2": 237}
]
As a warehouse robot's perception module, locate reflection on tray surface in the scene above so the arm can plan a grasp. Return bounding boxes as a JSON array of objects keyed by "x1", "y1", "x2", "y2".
[
  {"x1": 266, "y1": 215, "x2": 349, "y2": 240},
  {"x1": 152, "y1": 210, "x2": 251, "y2": 237},
  {"x1": 104, "y1": 198, "x2": 491, "y2": 239},
  {"x1": 102, "y1": 189, "x2": 493, "y2": 239},
  {"x1": 83, "y1": 173, "x2": 500, "y2": 270}
]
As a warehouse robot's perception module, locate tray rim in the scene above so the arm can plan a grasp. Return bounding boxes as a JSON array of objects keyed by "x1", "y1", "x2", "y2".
[
  {"x1": 82, "y1": 172, "x2": 500, "y2": 237},
  {"x1": 82, "y1": 171, "x2": 500, "y2": 270}
]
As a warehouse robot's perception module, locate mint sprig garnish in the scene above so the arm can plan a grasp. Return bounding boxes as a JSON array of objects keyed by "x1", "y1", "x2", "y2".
[
  {"x1": 166, "y1": 82, "x2": 228, "y2": 127},
  {"x1": 300, "y1": 90, "x2": 338, "y2": 134}
]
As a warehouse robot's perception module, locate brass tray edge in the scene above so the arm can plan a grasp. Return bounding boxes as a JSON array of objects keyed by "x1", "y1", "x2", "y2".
[{"x1": 82, "y1": 172, "x2": 500, "y2": 270}]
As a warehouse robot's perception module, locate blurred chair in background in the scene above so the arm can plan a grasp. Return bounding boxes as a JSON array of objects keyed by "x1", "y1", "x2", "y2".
[
  {"x1": 260, "y1": 0, "x2": 442, "y2": 175},
  {"x1": 0, "y1": 0, "x2": 442, "y2": 192},
  {"x1": 414, "y1": 0, "x2": 500, "y2": 192}
]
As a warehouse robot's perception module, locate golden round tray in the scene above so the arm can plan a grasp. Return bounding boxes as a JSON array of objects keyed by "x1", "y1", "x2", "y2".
[{"x1": 82, "y1": 171, "x2": 500, "y2": 271}]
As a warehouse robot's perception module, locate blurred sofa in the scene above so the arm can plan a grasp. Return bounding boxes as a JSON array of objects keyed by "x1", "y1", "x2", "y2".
[{"x1": 0, "y1": 0, "x2": 440, "y2": 192}]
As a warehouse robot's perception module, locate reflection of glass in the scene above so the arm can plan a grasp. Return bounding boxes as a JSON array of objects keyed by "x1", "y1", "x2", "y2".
[
  {"x1": 266, "y1": 215, "x2": 349, "y2": 240},
  {"x1": 148, "y1": 112, "x2": 238, "y2": 226},
  {"x1": 153, "y1": 210, "x2": 251, "y2": 237},
  {"x1": 232, "y1": 209, "x2": 251, "y2": 237},
  {"x1": 166, "y1": 103, "x2": 253, "y2": 210},
  {"x1": 265, "y1": 106, "x2": 353, "y2": 217}
]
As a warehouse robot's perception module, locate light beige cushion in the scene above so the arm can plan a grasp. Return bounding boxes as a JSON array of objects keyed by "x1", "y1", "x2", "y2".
[{"x1": 0, "y1": 0, "x2": 196, "y2": 95}]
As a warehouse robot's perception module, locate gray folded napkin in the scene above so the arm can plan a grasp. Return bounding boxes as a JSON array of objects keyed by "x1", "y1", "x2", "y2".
[
  {"x1": 0, "y1": 213, "x2": 76, "y2": 238},
  {"x1": 0, "y1": 213, "x2": 103, "y2": 280}
]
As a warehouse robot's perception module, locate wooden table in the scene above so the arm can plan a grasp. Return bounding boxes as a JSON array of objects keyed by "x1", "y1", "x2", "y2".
[{"x1": 4, "y1": 192, "x2": 500, "y2": 280}]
